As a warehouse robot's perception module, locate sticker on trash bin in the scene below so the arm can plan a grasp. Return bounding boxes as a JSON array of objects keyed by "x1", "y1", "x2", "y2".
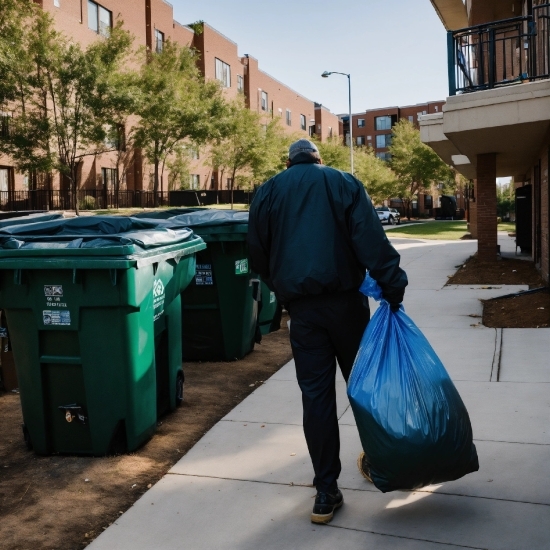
[
  {"x1": 269, "y1": 292, "x2": 276, "y2": 304},
  {"x1": 44, "y1": 285, "x2": 63, "y2": 297},
  {"x1": 235, "y1": 259, "x2": 249, "y2": 275},
  {"x1": 43, "y1": 310, "x2": 71, "y2": 326},
  {"x1": 153, "y1": 279, "x2": 165, "y2": 321},
  {"x1": 195, "y1": 264, "x2": 213, "y2": 286}
]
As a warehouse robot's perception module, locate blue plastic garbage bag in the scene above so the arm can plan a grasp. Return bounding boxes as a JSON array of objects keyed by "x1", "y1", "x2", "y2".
[{"x1": 347, "y1": 274, "x2": 479, "y2": 493}]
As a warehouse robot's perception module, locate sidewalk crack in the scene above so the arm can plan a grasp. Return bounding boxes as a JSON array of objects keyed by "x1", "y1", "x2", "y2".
[{"x1": 490, "y1": 328, "x2": 503, "y2": 382}]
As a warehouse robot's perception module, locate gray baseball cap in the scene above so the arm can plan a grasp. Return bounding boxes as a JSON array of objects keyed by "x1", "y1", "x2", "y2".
[{"x1": 288, "y1": 139, "x2": 320, "y2": 161}]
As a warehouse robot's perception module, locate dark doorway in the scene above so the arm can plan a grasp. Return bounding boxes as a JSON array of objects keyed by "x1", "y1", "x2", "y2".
[{"x1": 516, "y1": 185, "x2": 532, "y2": 253}]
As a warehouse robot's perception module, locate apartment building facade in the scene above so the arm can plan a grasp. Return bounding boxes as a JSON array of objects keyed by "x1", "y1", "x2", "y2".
[
  {"x1": 341, "y1": 101, "x2": 452, "y2": 214},
  {"x1": 0, "y1": 0, "x2": 340, "y2": 205},
  {"x1": 420, "y1": 0, "x2": 550, "y2": 282}
]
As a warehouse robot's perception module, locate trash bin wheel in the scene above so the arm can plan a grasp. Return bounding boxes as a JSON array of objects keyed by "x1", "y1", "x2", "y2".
[
  {"x1": 22, "y1": 424, "x2": 32, "y2": 451},
  {"x1": 175, "y1": 371, "x2": 184, "y2": 406}
]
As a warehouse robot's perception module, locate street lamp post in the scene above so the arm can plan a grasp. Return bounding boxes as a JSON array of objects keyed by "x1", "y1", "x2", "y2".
[{"x1": 321, "y1": 71, "x2": 353, "y2": 174}]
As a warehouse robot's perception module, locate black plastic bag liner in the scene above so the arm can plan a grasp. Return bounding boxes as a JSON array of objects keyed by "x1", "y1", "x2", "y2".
[
  {"x1": 161, "y1": 210, "x2": 249, "y2": 228},
  {"x1": 134, "y1": 208, "x2": 206, "y2": 220},
  {"x1": 0, "y1": 216, "x2": 196, "y2": 251},
  {"x1": 0, "y1": 213, "x2": 63, "y2": 229},
  {"x1": 347, "y1": 274, "x2": 479, "y2": 493}
]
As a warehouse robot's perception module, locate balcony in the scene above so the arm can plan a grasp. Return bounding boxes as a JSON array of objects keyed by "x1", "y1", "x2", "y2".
[{"x1": 448, "y1": 4, "x2": 549, "y2": 96}]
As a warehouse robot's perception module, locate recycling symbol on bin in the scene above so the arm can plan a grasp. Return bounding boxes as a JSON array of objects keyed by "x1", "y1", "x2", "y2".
[{"x1": 153, "y1": 279, "x2": 165, "y2": 298}]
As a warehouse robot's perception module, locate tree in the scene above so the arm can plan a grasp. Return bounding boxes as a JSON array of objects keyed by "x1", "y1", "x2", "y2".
[
  {"x1": 0, "y1": 9, "x2": 135, "y2": 214},
  {"x1": 389, "y1": 120, "x2": 454, "y2": 219},
  {"x1": 133, "y1": 40, "x2": 228, "y2": 206},
  {"x1": 314, "y1": 136, "x2": 349, "y2": 171},
  {"x1": 210, "y1": 98, "x2": 289, "y2": 205},
  {"x1": 354, "y1": 148, "x2": 398, "y2": 205},
  {"x1": 497, "y1": 179, "x2": 515, "y2": 220}
]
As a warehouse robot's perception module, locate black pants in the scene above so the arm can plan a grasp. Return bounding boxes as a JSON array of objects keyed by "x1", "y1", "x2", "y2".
[{"x1": 288, "y1": 291, "x2": 370, "y2": 493}]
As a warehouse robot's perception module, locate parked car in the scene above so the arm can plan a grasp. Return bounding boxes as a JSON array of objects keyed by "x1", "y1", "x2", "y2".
[{"x1": 376, "y1": 207, "x2": 401, "y2": 225}]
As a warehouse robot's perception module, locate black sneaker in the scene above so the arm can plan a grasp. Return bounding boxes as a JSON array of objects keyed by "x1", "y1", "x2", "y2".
[
  {"x1": 357, "y1": 452, "x2": 373, "y2": 483},
  {"x1": 310, "y1": 489, "x2": 343, "y2": 524}
]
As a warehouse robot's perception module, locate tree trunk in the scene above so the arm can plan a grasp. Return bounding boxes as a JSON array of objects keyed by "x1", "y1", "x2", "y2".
[
  {"x1": 230, "y1": 168, "x2": 237, "y2": 210},
  {"x1": 73, "y1": 165, "x2": 79, "y2": 216},
  {"x1": 154, "y1": 158, "x2": 159, "y2": 208}
]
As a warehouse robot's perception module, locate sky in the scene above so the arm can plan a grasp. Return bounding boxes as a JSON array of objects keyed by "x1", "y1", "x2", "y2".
[{"x1": 172, "y1": 0, "x2": 450, "y2": 115}]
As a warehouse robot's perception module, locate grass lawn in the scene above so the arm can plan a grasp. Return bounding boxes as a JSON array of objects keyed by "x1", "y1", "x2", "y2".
[
  {"x1": 498, "y1": 222, "x2": 515, "y2": 233},
  {"x1": 385, "y1": 221, "x2": 469, "y2": 240}
]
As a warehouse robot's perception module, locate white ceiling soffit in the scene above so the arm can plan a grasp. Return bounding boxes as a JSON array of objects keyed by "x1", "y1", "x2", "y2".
[
  {"x1": 430, "y1": 0, "x2": 469, "y2": 31},
  {"x1": 451, "y1": 154, "x2": 471, "y2": 165}
]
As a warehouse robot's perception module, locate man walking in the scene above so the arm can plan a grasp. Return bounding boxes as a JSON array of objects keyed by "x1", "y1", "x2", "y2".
[{"x1": 248, "y1": 139, "x2": 407, "y2": 524}]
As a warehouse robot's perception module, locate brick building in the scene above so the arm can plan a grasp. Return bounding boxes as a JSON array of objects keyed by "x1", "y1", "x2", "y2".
[
  {"x1": 0, "y1": 0, "x2": 340, "y2": 204},
  {"x1": 342, "y1": 101, "x2": 455, "y2": 213},
  {"x1": 420, "y1": 0, "x2": 550, "y2": 282}
]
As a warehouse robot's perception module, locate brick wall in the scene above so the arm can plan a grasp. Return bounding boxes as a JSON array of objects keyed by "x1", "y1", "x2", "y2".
[{"x1": 476, "y1": 153, "x2": 498, "y2": 261}]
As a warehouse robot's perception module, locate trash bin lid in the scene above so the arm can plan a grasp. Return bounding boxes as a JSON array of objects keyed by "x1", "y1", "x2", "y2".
[
  {"x1": 0, "y1": 216, "x2": 206, "y2": 268},
  {"x1": 0, "y1": 212, "x2": 63, "y2": 229}
]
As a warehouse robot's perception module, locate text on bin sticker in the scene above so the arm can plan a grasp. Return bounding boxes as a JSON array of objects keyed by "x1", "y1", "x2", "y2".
[
  {"x1": 195, "y1": 264, "x2": 213, "y2": 285},
  {"x1": 235, "y1": 259, "x2": 249, "y2": 275},
  {"x1": 43, "y1": 310, "x2": 71, "y2": 326},
  {"x1": 153, "y1": 279, "x2": 165, "y2": 321},
  {"x1": 44, "y1": 285, "x2": 63, "y2": 297}
]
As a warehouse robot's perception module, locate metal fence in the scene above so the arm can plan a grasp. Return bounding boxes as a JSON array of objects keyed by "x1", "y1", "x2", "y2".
[
  {"x1": 449, "y1": 4, "x2": 550, "y2": 95},
  {"x1": 0, "y1": 190, "x2": 170, "y2": 211},
  {"x1": 0, "y1": 189, "x2": 257, "y2": 212}
]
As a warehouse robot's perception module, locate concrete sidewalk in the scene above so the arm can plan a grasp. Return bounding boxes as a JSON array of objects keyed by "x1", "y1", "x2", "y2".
[{"x1": 89, "y1": 236, "x2": 550, "y2": 550}]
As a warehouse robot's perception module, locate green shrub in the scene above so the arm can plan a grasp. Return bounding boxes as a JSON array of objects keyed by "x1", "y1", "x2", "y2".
[{"x1": 78, "y1": 195, "x2": 97, "y2": 210}]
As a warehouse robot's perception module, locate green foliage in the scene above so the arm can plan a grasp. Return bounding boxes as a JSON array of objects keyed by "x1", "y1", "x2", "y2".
[
  {"x1": 389, "y1": 120, "x2": 454, "y2": 218},
  {"x1": 167, "y1": 145, "x2": 192, "y2": 190},
  {"x1": 133, "y1": 40, "x2": 228, "y2": 202},
  {"x1": 210, "y1": 98, "x2": 290, "y2": 192},
  {"x1": 354, "y1": 148, "x2": 398, "y2": 205},
  {"x1": 0, "y1": 7, "x2": 134, "y2": 213},
  {"x1": 497, "y1": 181, "x2": 515, "y2": 219},
  {"x1": 385, "y1": 221, "x2": 469, "y2": 240},
  {"x1": 187, "y1": 21, "x2": 204, "y2": 35},
  {"x1": 314, "y1": 136, "x2": 350, "y2": 171}
]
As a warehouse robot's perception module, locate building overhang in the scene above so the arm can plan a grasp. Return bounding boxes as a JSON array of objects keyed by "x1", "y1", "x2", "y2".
[
  {"x1": 420, "y1": 79, "x2": 550, "y2": 178},
  {"x1": 430, "y1": 0, "x2": 468, "y2": 31}
]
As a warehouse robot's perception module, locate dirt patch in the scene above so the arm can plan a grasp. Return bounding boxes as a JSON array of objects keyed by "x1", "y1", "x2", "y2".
[
  {"x1": 447, "y1": 255, "x2": 546, "y2": 288},
  {"x1": 0, "y1": 315, "x2": 293, "y2": 550},
  {"x1": 483, "y1": 290, "x2": 550, "y2": 328}
]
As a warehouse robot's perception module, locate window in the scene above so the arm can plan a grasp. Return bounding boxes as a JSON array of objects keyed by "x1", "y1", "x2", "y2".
[
  {"x1": 434, "y1": 106, "x2": 439, "y2": 112},
  {"x1": 189, "y1": 174, "x2": 200, "y2": 190},
  {"x1": 300, "y1": 114, "x2": 306, "y2": 131},
  {"x1": 155, "y1": 29, "x2": 164, "y2": 53},
  {"x1": 376, "y1": 134, "x2": 392, "y2": 148},
  {"x1": 0, "y1": 113, "x2": 10, "y2": 138},
  {"x1": 408, "y1": 115, "x2": 414, "y2": 123},
  {"x1": 356, "y1": 136, "x2": 365, "y2": 146},
  {"x1": 54, "y1": 0, "x2": 60, "y2": 7},
  {"x1": 88, "y1": 1, "x2": 112, "y2": 36},
  {"x1": 0, "y1": 168, "x2": 10, "y2": 192},
  {"x1": 286, "y1": 109, "x2": 291, "y2": 126},
  {"x1": 376, "y1": 152, "x2": 392, "y2": 161},
  {"x1": 237, "y1": 75, "x2": 243, "y2": 92},
  {"x1": 357, "y1": 119, "x2": 365, "y2": 128},
  {"x1": 328, "y1": 126, "x2": 333, "y2": 138},
  {"x1": 215, "y1": 58, "x2": 231, "y2": 88},
  {"x1": 375, "y1": 116, "x2": 392, "y2": 131},
  {"x1": 424, "y1": 195, "x2": 433, "y2": 209},
  {"x1": 190, "y1": 146, "x2": 199, "y2": 160},
  {"x1": 102, "y1": 168, "x2": 117, "y2": 190},
  {"x1": 261, "y1": 91, "x2": 268, "y2": 111},
  {"x1": 226, "y1": 178, "x2": 233, "y2": 189}
]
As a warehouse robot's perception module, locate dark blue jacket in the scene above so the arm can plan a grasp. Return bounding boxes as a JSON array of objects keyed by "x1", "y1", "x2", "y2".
[{"x1": 247, "y1": 156, "x2": 407, "y2": 304}]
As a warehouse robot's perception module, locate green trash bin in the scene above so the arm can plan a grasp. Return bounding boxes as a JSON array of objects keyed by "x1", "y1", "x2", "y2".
[
  {"x1": 0, "y1": 216, "x2": 205, "y2": 455},
  {"x1": 151, "y1": 210, "x2": 258, "y2": 361},
  {"x1": 258, "y1": 283, "x2": 281, "y2": 336}
]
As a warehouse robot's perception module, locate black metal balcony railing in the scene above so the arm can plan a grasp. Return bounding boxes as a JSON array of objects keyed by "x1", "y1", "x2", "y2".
[{"x1": 448, "y1": 4, "x2": 550, "y2": 95}]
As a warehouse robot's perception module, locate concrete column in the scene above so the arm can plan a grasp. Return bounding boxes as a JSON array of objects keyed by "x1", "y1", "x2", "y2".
[{"x1": 476, "y1": 153, "x2": 498, "y2": 262}]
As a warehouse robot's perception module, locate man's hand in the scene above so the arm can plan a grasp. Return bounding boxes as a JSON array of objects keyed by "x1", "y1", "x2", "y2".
[{"x1": 382, "y1": 288, "x2": 404, "y2": 313}]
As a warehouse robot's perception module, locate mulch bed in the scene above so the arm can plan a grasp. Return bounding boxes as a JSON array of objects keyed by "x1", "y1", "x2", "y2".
[
  {"x1": 447, "y1": 255, "x2": 546, "y2": 288},
  {"x1": 0, "y1": 315, "x2": 293, "y2": 550},
  {"x1": 447, "y1": 255, "x2": 549, "y2": 328},
  {"x1": 483, "y1": 289, "x2": 550, "y2": 328}
]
